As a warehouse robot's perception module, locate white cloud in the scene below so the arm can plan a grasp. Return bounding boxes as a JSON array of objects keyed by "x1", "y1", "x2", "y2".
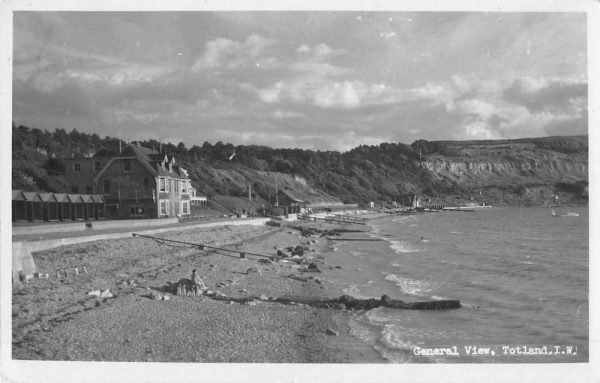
[
  {"x1": 257, "y1": 79, "x2": 408, "y2": 109},
  {"x1": 271, "y1": 110, "x2": 304, "y2": 119},
  {"x1": 463, "y1": 119, "x2": 500, "y2": 140},
  {"x1": 453, "y1": 99, "x2": 497, "y2": 119},
  {"x1": 296, "y1": 43, "x2": 344, "y2": 62},
  {"x1": 290, "y1": 61, "x2": 353, "y2": 77},
  {"x1": 192, "y1": 34, "x2": 277, "y2": 71}
]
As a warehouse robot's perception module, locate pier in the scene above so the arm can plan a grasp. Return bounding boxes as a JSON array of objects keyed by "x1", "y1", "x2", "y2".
[{"x1": 298, "y1": 214, "x2": 367, "y2": 225}]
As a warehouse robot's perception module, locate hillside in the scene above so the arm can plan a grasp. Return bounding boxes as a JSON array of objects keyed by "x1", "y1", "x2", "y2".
[{"x1": 11, "y1": 123, "x2": 588, "y2": 207}]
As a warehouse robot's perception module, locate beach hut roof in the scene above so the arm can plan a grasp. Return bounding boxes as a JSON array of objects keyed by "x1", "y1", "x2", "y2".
[
  {"x1": 12, "y1": 190, "x2": 24, "y2": 201},
  {"x1": 81, "y1": 194, "x2": 94, "y2": 203},
  {"x1": 54, "y1": 193, "x2": 69, "y2": 202},
  {"x1": 22, "y1": 192, "x2": 42, "y2": 202},
  {"x1": 67, "y1": 194, "x2": 84, "y2": 203},
  {"x1": 38, "y1": 192, "x2": 57, "y2": 202},
  {"x1": 91, "y1": 194, "x2": 105, "y2": 203}
]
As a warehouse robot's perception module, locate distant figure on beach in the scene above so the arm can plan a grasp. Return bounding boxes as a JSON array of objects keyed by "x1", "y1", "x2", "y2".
[
  {"x1": 191, "y1": 269, "x2": 206, "y2": 291},
  {"x1": 420, "y1": 236, "x2": 430, "y2": 243},
  {"x1": 176, "y1": 270, "x2": 205, "y2": 296}
]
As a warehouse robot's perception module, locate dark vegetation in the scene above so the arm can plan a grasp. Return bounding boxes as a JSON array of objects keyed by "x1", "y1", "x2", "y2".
[{"x1": 12, "y1": 122, "x2": 588, "y2": 206}]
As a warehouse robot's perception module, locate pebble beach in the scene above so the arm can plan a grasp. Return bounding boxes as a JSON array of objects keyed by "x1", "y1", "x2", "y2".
[{"x1": 12, "y1": 221, "x2": 385, "y2": 363}]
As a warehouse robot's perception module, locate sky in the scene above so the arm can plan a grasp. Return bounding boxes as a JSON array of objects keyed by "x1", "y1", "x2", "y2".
[{"x1": 12, "y1": 11, "x2": 588, "y2": 151}]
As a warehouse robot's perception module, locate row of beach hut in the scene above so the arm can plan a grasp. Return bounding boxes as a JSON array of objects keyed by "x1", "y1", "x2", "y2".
[{"x1": 12, "y1": 190, "x2": 106, "y2": 222}]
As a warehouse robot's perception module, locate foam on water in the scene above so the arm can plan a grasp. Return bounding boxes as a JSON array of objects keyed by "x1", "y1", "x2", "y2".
[
  {"x1": 343, "y1": 285, "x2": 371, "y2": 299},
  {"x1": 383, "y1": 273, "x2": 434, "y2": 296},
  {"x1": 389, "y1": 240, "x2": 420, "y2": 253}
]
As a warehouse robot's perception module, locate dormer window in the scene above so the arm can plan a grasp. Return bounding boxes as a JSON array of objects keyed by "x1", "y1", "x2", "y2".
[
  {"x1": 124, "y1": 159, "x2": 131, "y2": 172},
  {"x1": 73, "y1": 163, "x2": 81, "y2": 172},
  {"x1": 169, "y1": 163, "x2": 172, "y2": 172}
]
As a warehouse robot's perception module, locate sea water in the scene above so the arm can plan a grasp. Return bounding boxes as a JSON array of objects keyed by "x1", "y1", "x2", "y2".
[{"x1": 323, "y1": 207, "x2": 588, "y2": 363}]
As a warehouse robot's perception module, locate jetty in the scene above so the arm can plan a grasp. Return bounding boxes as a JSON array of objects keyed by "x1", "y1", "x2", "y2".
[{"x1": 298, "y1": 214, "x2": 367, "y2": 225}]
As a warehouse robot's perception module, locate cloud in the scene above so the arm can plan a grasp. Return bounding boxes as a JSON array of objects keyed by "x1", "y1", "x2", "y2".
[
  {"x1": 257, "y1": 79, "x2": 412, "y2": 109},
  {"x1": 192, "y1": 34, "x2": 277, "y2": 72},
  {"x1": 296, "y1": 43, "x2": 344, "y2": 62},
  {"x1": 290, "y1": 43, "x2": 351, "y2": 77},
  {"x1": 271, "y1": 110, "x2": 304, "y2": 119},
  {"x1": 503, "y1": 77, "x2": 587, "y2": 112}
]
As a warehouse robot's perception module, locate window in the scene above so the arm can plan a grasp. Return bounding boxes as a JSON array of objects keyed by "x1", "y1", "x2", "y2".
[
  {"x1": 94, "y1": 161, "x2": 101, "y2": 171},
  {"x1": 182, "y1": 181, "x2": 187, "y2": 194},
  {"x1": 130, "y1": 206, "x2": 144, "y2": 216},
  {"x1": 85, "y1": 186, "x2": 92, "y2": 194},
  {"x1": 124, "y1": 159, "x2": 131, "y2": 172},
  {"x1": 182, "y1": 201, "x2": 189, "y2": 215},
  {"x1": 160, "y1": 200, "x2": 170, "y2": 216},
  {"x1": 159, "y1": 178, "x2": 166, "y2": 192},
  {"x1": 175, "y1": 180, "x2": 180, "y2": 195},
  {"x1": 103, "y1": 180, "x2": 110, "y2": 193},
  {"x1": 73, "y1": 163, "x2": 81, "y2": 172},
  {"x1": 71, "y1": 185, "x2": 79, "y2": 193}
]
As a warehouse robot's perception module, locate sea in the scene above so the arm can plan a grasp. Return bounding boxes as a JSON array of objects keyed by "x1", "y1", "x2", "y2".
[{"x1": 322, "y1": 207, "x2": 589, "y2": 363}]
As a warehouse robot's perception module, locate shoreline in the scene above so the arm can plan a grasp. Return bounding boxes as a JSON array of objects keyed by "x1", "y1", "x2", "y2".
[{"x1": 12, "y1": 220, "x2": 386, "y2": 363}]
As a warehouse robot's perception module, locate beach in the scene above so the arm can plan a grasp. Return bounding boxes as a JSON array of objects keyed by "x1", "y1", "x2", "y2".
[{"x1": 12, "y1": 221, "x2": 385, "y2": 363}]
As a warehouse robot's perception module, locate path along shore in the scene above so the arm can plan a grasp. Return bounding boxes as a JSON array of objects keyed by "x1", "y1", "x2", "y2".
[{"x1": 12, "y1": 219, "x2": 386, "y2": 363}]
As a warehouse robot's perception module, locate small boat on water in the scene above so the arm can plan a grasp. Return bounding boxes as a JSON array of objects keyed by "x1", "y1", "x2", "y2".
[{"x1": 551, "y1": 208, "x2": 579, "y2": 217}]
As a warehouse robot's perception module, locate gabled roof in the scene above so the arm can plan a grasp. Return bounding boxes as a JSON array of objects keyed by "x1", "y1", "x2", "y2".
[
  {"x1": 54, "y1": 193, "x2": 69, "y2": 202},
  {"x1": 38, "y1": 192, "x2": 57, "y2": 202},
  {"x1": 81, "y1": 194, "x2": 94, "y2": 203},
  {"x1": 93, "y1": 144, "x2": 190, "y2": 181},
  {"x1": 67, "y1": 194, "x2": 84, "y2": 203},
  {"x1": 12, "y1": 190, "x2": 24, "y2": 201},
  {"x1": 91, "y1": 194, "x2": 105, "y2": 203},
  {"x1": 279, "y1": 189, "x2": 306, "y2": 203},
  {"x1": 22, "y1": 192, "x2": 42, "y2": 202}
]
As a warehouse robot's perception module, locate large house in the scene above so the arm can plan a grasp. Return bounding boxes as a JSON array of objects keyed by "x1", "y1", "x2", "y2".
[{"x1": 63, "y1": 144, "x2": 193, "y2": 219}]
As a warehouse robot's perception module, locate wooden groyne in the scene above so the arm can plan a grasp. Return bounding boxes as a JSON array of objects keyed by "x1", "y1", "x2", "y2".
[{"x1": 173, "y1": 290, "x2": 462, "y2": 311}]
